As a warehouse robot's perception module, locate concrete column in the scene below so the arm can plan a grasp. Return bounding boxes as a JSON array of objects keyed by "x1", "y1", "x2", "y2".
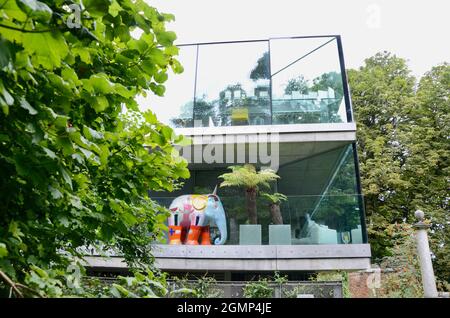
[{"x1": 413, "y1": 210, "x2": 438, "y2": 298}]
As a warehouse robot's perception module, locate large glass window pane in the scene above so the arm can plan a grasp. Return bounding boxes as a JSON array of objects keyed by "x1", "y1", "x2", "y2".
[
  {"x1": 278, "y1": 144, "x2": 364, "y2": 244},
  {"x1": 195, "y1": 42, "x2": 271, "y2": 127},
  {"x1": 270, "y1": 37, "x2": 348, "y2": 124},
  {"x1": 152, "y1": 144, "x2": 364, "y2": 245},
  {"x1": 138, "y1": 45, "x2": 197, "y2": 128}
]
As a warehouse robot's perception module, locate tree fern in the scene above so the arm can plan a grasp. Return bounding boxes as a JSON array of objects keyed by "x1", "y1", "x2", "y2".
[
  {"x1": 218, "y1": 164, "x2": 280, "y2": 224},
  {"x1": 219, "y1": 164, "x2": 279, "y2": 190}
]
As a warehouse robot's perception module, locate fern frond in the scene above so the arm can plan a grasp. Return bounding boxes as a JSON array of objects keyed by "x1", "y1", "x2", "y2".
[{"x1": 218, "y1": 164, "x2": 280, "y2": 190}]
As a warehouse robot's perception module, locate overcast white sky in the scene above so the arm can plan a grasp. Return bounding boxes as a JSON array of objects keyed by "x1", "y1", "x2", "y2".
[{"x1": 150, "y1": 0, "x2": 449, "y2": 77}]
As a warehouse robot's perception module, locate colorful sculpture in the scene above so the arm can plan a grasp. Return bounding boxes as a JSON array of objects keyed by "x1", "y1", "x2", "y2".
[{"x1": 167, "y1": 186, "x2": 227, "y2": 245}]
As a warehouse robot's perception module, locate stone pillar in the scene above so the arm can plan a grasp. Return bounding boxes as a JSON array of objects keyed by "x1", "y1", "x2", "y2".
[{"x1": 413, "y1": 210, "x2": 438, "y2": 298}]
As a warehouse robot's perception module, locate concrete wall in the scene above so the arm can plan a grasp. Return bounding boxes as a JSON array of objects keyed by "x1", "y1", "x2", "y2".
[{"x1": 84, "y1": 244, "x2": 371, "y2": 272}]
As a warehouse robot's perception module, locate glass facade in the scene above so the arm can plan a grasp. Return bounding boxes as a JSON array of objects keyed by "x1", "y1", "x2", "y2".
[
  {"x1": 151, "y1": 144, "x2": 366, "y2": 245},
  {"x1": 147, "y1": 36, "x2": 366, "y2": 246},
  {"x1": 146, "y1": 36, "x2": 352, "y2": 128}
]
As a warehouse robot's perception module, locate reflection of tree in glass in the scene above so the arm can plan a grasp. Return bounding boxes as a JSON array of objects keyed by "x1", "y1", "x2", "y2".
[
  {"x1": 284, "y1": 76, "x2": 309, "y2": 95},
  {"x1": 193, "y1": 96, "x2": 216, "y2": 127},
  {"x1": 311, "y1": 71, "x2": 344, "y2": 123},
  {"x1": 312, "y1": 146, "x2": 361, "y2": 233},
  {"x1": 274, "y1": 71, "x2": 344, "y2": 124},
  {"x1": 311, "y1": 71, "x2": 343, "y2": 98},
  {"x1": 219, "y1": 83, "x2": 247, "y2": 105},
  {"x1": 218, "y1": 83, "x2": 247, "y2": 125},
  {"x1": 170, "y1": 101, "x2": 193, "y2": 128},
  {"x1": 250, "y1": 52, "x2": 270, "y2": 80}
]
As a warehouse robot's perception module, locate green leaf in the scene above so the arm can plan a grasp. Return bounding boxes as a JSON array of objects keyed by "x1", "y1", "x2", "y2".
[
  {"x1": 148, "y1": 48, "x2": 168, "y2": 67},
  {"x1": 170, "y1": 59, "x2": 184, "y2": 74},
  {"x1": 156, "y1": 31, "x2": 177, "y2": 47},
  {"x1": 108, "y1": 0, "x2": 122, "y2": 17},
  {"x1": 83, "y1": 0, "x2": 111, "y2": 18},
  {"x1": 109, "y1": 199, "x2": 123, "y2": 213},
  {"x1": 161, "y1": 126, "x2": 173, "y2": 140},
  {"x1": 154, "y1": 71, "x2": 168, "y2": 84},
  {"x1": 0, "y1": 39, "x2": 14, "y2": 70},
  {"x1": 0, "y1": 243, "x2": 8, "y2": 258},
  {"x1": 134, "y1": 13, "x2": 150, "y2": 33},
  {"x1": 17, "y1": 0, "x2": 52, "y2": 23},
  {"x1": 0, "y1": 98, "x2": 9, "y2": 115},
  {"x1": 122, "y1": 211, "x2": 137, "y2": 226},
  {"x1": 59, "y1": 166, "x2": 73, "y2": 190},
  {"x1": 0, "y1": 80, "x2": 14, "y2": 106},
  {"x1": 83, "y1": 73, "x2": 114, "y2": 94},
  {"x1": 42, "y1": 147, "x2": 57, "y2": 160},
  {"x1": 19, "y1": 97, "x2": 37, "y2": 115},
  {"x1": 141, "y1": 59, "x2": 156, "y2": 74},
  {"x1": 150, "y1": 83, "x2": 165, "y2": 97},
  {"x1": 69, "y1": 196, "x2": 83, "y2": 209},
  {"x1": 55, "y1": 137, "x2": 74, "y2": 155},
  {"x1": 9, "y1": 221, "x2": 24, "y2": 240},
  {"x1": 164, "y1": 45, "x2": 179, "y2": 56},
  {"x1": 61, "y1": 67, "x2": 80, "y2": 85},
  {"x1": 30, "y1": 265, "x2": 48, "y2": 278},
  {"x1": 83, "y1": 126, "x2": 103, "y2": 140},
  {"x1": 48, "y1": 185, "x2": 63, "y2": 200},
  {"x1": 22, "y1": 32, "x2": 69, "y2": 69},
  {"x1": 58, "y1": 216, "x2": 69, "y2": 227},
  {"x1": 92, "y1": 95, "x2": 109, "y2": 112},
  {"x1": 127, "y1": 38, "x2": 148, "y2": 54},
  {"x1": 1, "y1": 0, "x2": 28, "y2": 22},
  {"x1": 72, "y1": 47, "x2": 92, "y2": 64},
  {"x1": 47, "y1": 73, "x2": 72, "y2": 94},
  {"x1": 79, "y1": 147, "x2": 100, "y2": 165},
  {"x1": 115, "y1": 24, "x2": 131, "y2": 42},
  {"x1": 174, "y1": 135, "x2": 191, "y2": 147},
  {"x1": 115, "y1": 83, "x2": 133, "y2": 98},
  {"x1": 54, "y1": 115, "x2": 69, "y2": 129}
]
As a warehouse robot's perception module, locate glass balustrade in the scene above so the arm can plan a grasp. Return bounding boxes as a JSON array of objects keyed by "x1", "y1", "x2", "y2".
[{"x1": 146, "y1": 36, "x2": 352, "y2": 128}]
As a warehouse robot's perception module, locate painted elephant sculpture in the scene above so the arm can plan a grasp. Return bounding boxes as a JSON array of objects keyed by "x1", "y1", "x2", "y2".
[{"x1": 167, "y1": 187, "x2": 227, "y2": 245}]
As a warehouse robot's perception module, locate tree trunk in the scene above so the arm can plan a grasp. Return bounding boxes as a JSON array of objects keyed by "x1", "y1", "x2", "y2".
[
  {"x1": 269, "y1": 203, "x2": 283, "y2": 224},
  {"x1": 245, "y1": 187, "x2": 258, "y2": 224}
]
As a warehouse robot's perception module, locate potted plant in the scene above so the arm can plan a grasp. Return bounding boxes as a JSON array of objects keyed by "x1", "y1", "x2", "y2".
[
  {"x1": 261, "y1": 192, "x2": 291, "y2": 245},
  {"x1": 261, "y1": 192, "x2": 287, "y2": 225}
]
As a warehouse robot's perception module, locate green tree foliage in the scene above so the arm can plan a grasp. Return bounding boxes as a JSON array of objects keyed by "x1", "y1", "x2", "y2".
[
  {"x1": 171, "y1": 275, "x2": 223, "y2": 298},
  {"x1": 0, "y1": 0, "x2": 189, "y2": 296},
  {"x1": 243, "y1": 278, "x2": 273, "y2": 298},
  {"x1": 378, "y1": 224, "x2": 424, "y2": 298},
  {"x1": 348, "y1": 51, "x2": 449, "y2": 286},
  {"x1": 406, "y1": 63, "x2": 449, "y2": 285}
]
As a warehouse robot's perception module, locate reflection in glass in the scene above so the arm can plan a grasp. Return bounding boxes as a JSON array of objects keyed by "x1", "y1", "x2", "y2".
[
  {"x1": 194, "y1": 42, "x2": 271, "y2": 127},
  {"x1": 279, "y1": 144, "x2": 363, "y2": 244},
  {"x1": 145, "y1": 36, "x2": 353, "y2": 127},
  {"x1": 270, "y1": 37, "x2": 347, "y2": 124}
]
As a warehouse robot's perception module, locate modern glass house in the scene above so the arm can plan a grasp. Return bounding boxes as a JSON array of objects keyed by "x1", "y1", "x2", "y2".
[{"x1": 87, "y1": 36, "x2": 371, "y2": 279}]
